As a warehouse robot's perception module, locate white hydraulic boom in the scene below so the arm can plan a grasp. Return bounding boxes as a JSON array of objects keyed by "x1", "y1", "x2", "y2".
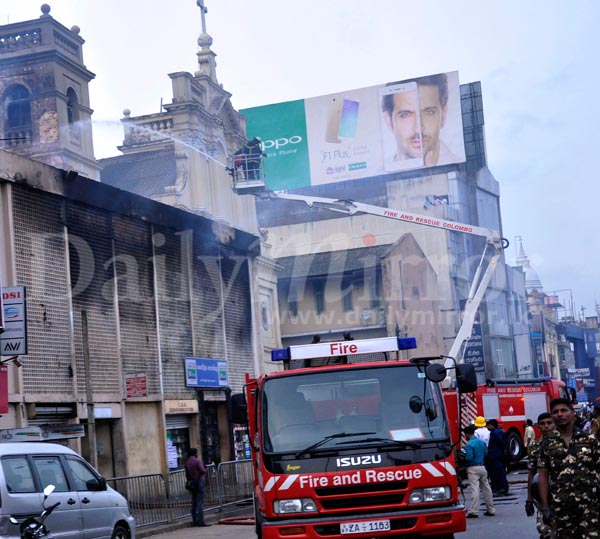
[{"x1": 262, "y1": 191, "x2": 508, "y2": 370}]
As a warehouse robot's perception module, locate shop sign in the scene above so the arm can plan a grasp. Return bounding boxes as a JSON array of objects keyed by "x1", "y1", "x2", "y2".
[
  {"x1": 0, "y1": 423, "x2": 84, "y2": 442},
  {"x1": 0, "y1": 365, "x2": 7, "y2": 414},
  {"x1": 185, "y1": 358, "x2": 228, "y2": 388},
  {"x1": 568, "y1": 368, "x2": 590, "y2": 377},
  {"x1": 165, "y1": 399, "x2": 198, "y2": 414},
  {"x1": 1, "y1": 286, "x2": 27, "y2": 356},
  {"x1": 203, "y1": 390, "x2": 228, "y2": 402},
  {"x1": 125, "y1": 372, "x2": 147, "y2": 398}
]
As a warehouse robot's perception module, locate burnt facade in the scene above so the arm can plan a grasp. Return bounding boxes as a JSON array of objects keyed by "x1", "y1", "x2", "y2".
[{"x1": 1, "y1": 151, "x2": 259, "y2": 477}]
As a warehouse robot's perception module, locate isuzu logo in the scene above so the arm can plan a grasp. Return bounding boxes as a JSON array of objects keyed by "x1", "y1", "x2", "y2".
[{"x1": 336, "y1": 455, "x2": 382, "y2": 468}]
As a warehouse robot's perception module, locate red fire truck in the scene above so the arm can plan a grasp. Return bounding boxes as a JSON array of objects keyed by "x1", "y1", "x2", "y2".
[
  {"x1": 444, "y1": 377, "x2": 572, "y2": 461},
  {"x1": 232, "y1": 336, "x2": 477, "y2": 539}
]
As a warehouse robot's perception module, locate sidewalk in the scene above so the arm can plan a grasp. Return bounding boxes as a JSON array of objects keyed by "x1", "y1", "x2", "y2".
[
  {"x1": 142, "y1": 522, "x2": 253, "y2": 539},
  {"x1": 138, "y1": 502, "x2": 254, "y2": 539}
]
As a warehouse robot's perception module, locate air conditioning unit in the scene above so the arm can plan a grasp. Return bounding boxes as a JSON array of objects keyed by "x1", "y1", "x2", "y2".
[{"x1": 359, "y1": 308, "x2": 385, "y2": 325}]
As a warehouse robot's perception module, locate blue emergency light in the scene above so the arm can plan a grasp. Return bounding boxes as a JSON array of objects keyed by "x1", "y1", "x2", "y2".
[
  {"x1": 397, "y1": 337, "x2": 417, "y2": 350},
  {"x1": 271, "y1": 348, "x2": 291, "y2": 361}
]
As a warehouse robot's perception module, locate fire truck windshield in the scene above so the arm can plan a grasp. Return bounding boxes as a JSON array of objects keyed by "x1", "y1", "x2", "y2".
[{"x1": 262, "y1": 365, "x2": 448, "y2": 454}]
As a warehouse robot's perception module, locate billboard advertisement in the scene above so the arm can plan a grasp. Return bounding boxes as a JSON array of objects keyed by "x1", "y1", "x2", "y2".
[{"x1": 242, "y1": 71, "x2": 465, "y2": 191}]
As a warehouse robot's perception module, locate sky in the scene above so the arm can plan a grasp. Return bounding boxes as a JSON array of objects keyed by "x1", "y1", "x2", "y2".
[{"x1": 2, "y1": 0, "x2": 599, "y2": 317}]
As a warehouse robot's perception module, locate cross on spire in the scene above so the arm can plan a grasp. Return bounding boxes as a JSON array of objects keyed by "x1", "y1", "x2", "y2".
[{"x1": 197, "y1": 0, "x2": 208, "y2": 34}]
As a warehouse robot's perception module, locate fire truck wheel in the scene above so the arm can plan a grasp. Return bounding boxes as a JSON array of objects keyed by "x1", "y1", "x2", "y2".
[
  {"x1": 254, "y1": 497, "x2": 264, "y2": 539},
  {"x1": 506, "y1": 430, "x2": 524, "y2": 462}
]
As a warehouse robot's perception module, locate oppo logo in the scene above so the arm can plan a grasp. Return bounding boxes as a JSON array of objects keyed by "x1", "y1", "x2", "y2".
[
  {"x1": 336, "y1": 455, "x2": 382, "y2": 467},
  {"x1": 262, "y1": 136, "x2": 303, "y2": 150}
]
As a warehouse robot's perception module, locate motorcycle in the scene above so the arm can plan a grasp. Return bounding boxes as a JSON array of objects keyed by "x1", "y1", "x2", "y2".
[{"x1": 10, "y1": 485, "x2": 61, "y2": 539}]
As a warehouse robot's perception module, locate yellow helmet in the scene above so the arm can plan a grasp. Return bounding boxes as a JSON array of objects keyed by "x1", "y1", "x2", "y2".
[{"x1": 474, "y1": 416, "x2": 487, "y2": 428}]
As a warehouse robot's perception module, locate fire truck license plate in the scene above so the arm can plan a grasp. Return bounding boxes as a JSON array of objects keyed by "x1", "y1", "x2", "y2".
[{"x1": 340, "y1": 520, "x2": 391, "y2": 534}]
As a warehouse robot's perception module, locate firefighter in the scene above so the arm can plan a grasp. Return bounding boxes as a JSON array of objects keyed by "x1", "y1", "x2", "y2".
[
  {"x1": 474, "y1": 416, "x2": 490, "y2": 446},
  {"x1": 243, "y1": 137, "x2": 265, "y2": 180},
  {"x1": 538, "y1": 398, "x2": 600, "y2": 539},
  {"x1": 525, "y1": 412, "x2": 555, "y2": 539}
]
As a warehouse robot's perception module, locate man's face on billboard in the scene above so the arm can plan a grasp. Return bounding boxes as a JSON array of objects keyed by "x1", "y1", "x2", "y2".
[{"x1": 385, "y1": 84, "x2": 447, "y2": 165}]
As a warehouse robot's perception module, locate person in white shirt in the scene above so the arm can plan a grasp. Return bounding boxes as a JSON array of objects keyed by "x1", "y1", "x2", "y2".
[
  {"x1": 473, "y1": 416, "x2": 490, "y2": 446},
  {"x1": 524, "y1": 418, "x2": 535, "y2": 448}
]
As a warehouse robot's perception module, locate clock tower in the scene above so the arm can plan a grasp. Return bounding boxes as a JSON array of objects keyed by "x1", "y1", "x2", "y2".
[{"x1": 0, "y1": 4, "x2": 100, "y2": 180}]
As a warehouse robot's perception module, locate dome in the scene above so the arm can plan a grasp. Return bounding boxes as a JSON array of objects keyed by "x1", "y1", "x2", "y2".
[{"x1": 524, "y1": 266, "x2": 543, "y2": 292}]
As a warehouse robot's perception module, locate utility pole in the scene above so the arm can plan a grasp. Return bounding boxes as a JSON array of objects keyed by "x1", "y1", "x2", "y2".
[{"x1": 81, "y1": 310, "x2": 97, "y2": 468}]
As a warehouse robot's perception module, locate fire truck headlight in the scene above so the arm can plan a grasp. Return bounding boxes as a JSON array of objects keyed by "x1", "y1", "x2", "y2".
[
  {"x1": 409, "y1": 486, "x2": 450, "y2": 503},
  {"x1": 274, "y1": 498, "x2": 317, "y2": 514}
]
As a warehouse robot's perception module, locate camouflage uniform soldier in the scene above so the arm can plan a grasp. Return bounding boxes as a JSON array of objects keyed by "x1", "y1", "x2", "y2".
[
  {"x1": 526, "y1": 412, "x2": 555, "y2": 539},
  {"x1": 538, "y1": 398, "x2": 600, "y2": 539}
]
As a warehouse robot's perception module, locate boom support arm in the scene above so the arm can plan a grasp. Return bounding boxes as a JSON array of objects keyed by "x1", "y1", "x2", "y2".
[{"x1": 265, "y1": 191, "x2": 507, "y2": 368}]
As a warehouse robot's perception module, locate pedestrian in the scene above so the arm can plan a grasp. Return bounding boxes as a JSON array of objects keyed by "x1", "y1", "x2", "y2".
[
  {"x1": 524, "y1": 418, "x2": 535, "y2": 448},
  {"x1": 463, "y1": 425, "x2": 495, "y2": 519},
  {"x1": 474, "y1": 416, "x2": 490, "y2": 446},
  {"x1": 185, "y1": 447, "x2": 210, "y2": 527},
  {"x1": 525, "y1": 412, "x2": 555, "y2": 539},
  {"x1": 485, "y1": 418, "x2": 509, "y2": 495},
  {"x1": 591, "y1": 397, "x2": 600, "y2": 440},
  {"x1": 537, "y1": 398, "x2": 600, "y2": 539}
]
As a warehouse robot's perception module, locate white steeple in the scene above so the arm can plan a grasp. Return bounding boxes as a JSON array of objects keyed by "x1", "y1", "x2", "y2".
[{"x1": 515, "y1": 237, "x2": 543, "y2": 292}]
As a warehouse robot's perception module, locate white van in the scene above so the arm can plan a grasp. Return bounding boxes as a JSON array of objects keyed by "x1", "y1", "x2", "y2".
[{"x1": 0, "y1": 443, "x2": 135, "y2": 539}]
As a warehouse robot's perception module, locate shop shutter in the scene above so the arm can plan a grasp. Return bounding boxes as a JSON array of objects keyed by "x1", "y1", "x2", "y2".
[{"x1": 165, "y1": 415, "x2": 190, "y2": 429}]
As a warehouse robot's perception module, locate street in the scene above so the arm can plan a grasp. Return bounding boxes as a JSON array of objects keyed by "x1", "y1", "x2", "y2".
[{"x1": 146, "y1": 467, "x2": 541, "y2": 539}]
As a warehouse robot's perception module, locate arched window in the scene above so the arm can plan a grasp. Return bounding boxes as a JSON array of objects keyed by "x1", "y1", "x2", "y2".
[
  {"x1": 4, "y1": 84, "x2": 32, "y2": 129},
  {"x1": 66, "y1": 88, "x2": 79, "y2": 125},
  {"x1": 66, "y1": 88, "x2": 80, "y2": 144}
]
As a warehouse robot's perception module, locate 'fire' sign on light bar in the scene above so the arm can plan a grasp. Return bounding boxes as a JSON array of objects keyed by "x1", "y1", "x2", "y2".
[{"x1": 271, "y1": 336, "x2": 416, "y2": 362}]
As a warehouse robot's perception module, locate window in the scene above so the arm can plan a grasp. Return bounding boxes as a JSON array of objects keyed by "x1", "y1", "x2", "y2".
[
  {"x1": 32, "y1": 456, "x2": 70, "y2": 492},
  {"x1": 341, "y1": 276, "x2": 353, "y2": 312},
  {"x1": 314, "y1": 280, "x2": 325, "y2": 314},
  {"x1": 1, "y1": 456, "x2": 36, "y2": 493},
  {"x1": 369, "y1": 272, "x2": 382, "y2": 308},
  {"x1": 288, "y1": 289, "x2": 298, "y2": 317},
  {"x1": 4, "y1": 84, "x2": 32, "y2": 129},
  {"x1": 65, "y1": 457, "x2": 102, "y2": 491},
  {"x1": 66, "y1": 88, "x2": 81, "y2": 144},
  {"x1": 66, "y1": 88, "x2": 79, "y2": 125}
]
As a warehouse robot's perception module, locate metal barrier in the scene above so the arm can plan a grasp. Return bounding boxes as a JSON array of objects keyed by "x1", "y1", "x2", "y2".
[
  {"x1": 106, "y1": 474, "x2": 169, "y2": 527},
  {"x1": 108, "y1": 459, "x2": 252, "y2": 528},
  {"x1": 217, "y1": 459, "x2": 253, "y2": 507}
]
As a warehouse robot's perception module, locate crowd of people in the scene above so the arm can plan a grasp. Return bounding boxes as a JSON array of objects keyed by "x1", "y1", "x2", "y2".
[{"x1": 462, "y1": 397, "x2": 600, "y2": 538}]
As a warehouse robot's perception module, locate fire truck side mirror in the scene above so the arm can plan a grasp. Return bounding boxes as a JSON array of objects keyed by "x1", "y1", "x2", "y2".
[
  {"x1": 231, "y1": 393, "x2": 248, "y2": 424},
  {"x1": 425, "y1": 363, "x2": 447, "y2": 383},
  {"x1": 456, "y1": 364, "x2": 477, "y2": 394}
]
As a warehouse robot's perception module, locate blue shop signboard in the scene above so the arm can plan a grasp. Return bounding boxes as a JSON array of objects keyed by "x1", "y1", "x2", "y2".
[
  {"x1": 185, "y1": 357, "x2": 229, "y2": 388},
  {"x1": 464, "y1": 322, "x2": 485, "y2": 373}
]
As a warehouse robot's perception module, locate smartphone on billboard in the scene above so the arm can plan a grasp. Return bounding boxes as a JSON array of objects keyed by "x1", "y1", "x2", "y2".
[
  {"x1": 325, "y1": 97, "x2": 343, "y2": 143},
  {"x1": 379, "y1": 82, "x2": 423, "y2": 172},
  {"x1": 338, "y1": 98, "x2": 360, "y2": 140}
]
